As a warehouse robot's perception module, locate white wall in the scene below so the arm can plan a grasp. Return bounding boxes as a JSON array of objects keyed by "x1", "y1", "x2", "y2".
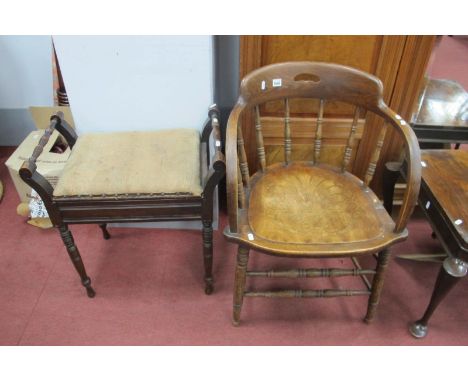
[
  {"x1": 53, "y1": 36, "x2": 214, "y2": 134},
  {"x1": 0, "y1": 36, "x2": 53, "y2": 145},
  {"x1": 0, "y1": 36, "x2": 53, "y2": 109}
]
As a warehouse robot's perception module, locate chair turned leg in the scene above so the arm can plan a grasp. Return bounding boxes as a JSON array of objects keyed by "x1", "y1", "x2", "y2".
[
  {"x1": 202, "y1": 220, "x2": 214, "y2": 295},
  {"x1": 58, "y1": 225, "x2": 95, "y2": 298},
  {"x1": 232, "y1": 246, "x2": 250, "y2": 327},
  {"x1": 99, "y1": 224, "x2": 111, "y2": 240},
  {"x1": 364, "y1": 249, "x2": 390, "y2": 323}
]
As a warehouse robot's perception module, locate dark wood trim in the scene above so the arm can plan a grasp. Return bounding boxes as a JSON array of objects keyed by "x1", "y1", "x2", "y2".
[
  {"x1": 412, "y1": 125, "x2": 468, "y2": 143},
  {"x1": 53, "y1": 112, "x2": 78, "y2": 148}
]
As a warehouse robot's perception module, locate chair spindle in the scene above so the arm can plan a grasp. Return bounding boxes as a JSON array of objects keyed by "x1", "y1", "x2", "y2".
[
  {"x1": 237, "y1": 125, "x2": 250, "y2": 187},
  {"x1": 254, "y1": 106, "x2": 267, "y2": 172},
  {"x1": 284, "y1": 98, "x2": 292, "y2": 164},
  {"x1": 313, "y1": 99, "x2": 324, "y2": 164},
  {"x1": 237, "y1": 158, "x2": 246, "y2": 209},
  {"x1": 365, "y1": 122, "x2": 388, "y2": 185},
  {"x1": 341, "y1": 107, "x2": 361, "y2": 172}
]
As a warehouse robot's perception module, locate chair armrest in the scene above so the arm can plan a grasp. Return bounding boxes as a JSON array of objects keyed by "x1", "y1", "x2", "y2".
[
  {"x1": 381, "y1": 106, "x2": 422, "y2": 233},
  {"x1": 54, "y1": 111, "x2": 78, "y2": 149},
  {"x1": 19, "y1": 115, "x2": 62, "y2": 223},
  {"x1": 201, "y1": 105, "x2": 226, "y2": 220},
  {"x1": 201, "y1": 104, "x2": 226, "y2": 185},
  {"x1": 225, "y1": 104, "x2": 243, "y2": 233},
  {"x1": 201, "y1": 104, "x2": 220, "y2": 144},
  {"x1": 201, "y1": 104, "x2": 225, "y2": 169}
]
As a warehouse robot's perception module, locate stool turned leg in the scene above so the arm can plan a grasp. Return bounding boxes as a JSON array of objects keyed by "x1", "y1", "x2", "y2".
[
  {"x1": 365, "y1": 249, "x2": 390, "y2": 323},
  {"x1": 232, "y1": 246, "x2": 250, "y2": 326},
  {"x1": 410, "y1": 257, "x2": 467, "y2": 338},
  {"x1": 59, "y1": 225, "x2": 95, "y2": 298},
  {"x1": 99, "y1": 224, "x2": 111, "y2": 240},
  {"x1": 202, "y1": 220, "x2": 214, "y2": 295}
]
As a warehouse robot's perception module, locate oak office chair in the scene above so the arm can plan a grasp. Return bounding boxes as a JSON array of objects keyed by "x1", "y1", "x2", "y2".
[
  {"x1": 224, "y1": 62, "x2": 421, "y2": 325},
  {"x1": 20, "y1": 105, "x2": 225, "y2": 297}
]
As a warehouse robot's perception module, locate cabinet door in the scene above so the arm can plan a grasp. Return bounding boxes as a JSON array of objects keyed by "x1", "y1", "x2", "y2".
[{"x1": 239, "y1": 35, "x2": 435, "y2": 192}]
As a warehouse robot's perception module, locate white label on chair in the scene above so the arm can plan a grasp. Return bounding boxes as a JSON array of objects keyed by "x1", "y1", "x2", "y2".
[
  {"x1": 247, "y1": 233, "x2": 254, "y2": 241},
  {"x1": 396, "y1": 114, "x2": 402, "y2": 120},
  {"x1": 455, "y1": 219, "x2": 463, "y2": 226},
  {"x1": 421, "y1": 161, "x2": 427, "y2": 167},
  {"x1": 272, "y1": 78, "x2": 282, "y2": 87},
  {"x1": 401, "y1": 120, "x2": 407, "y2": 126},
  {"x1": 215, "y1": 140, "x2": 221, "y2": 147},
  {"x1": 425, "y1": 201, "x2": 430, "y2": 209},
  {"x1": 261, "y1": 80, "x2": 266, "y2": 90}
]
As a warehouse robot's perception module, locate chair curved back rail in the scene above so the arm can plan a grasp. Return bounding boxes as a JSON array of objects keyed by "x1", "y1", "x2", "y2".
[{"x1": 226, "y1": 62, "x2": 421, "y2": 234}]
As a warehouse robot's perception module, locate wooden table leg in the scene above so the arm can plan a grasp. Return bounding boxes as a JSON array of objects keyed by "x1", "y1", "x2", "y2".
[{"x1": 409, "y1": 256, "x2": 467, "y2": 338}]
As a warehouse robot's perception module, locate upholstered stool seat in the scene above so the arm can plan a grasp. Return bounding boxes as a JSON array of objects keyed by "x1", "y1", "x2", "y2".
[{"x1": 54, "y1": 128, "x2": 202, "y2": 197}]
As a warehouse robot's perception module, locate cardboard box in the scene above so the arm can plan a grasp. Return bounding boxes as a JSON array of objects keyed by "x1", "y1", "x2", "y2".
[
  {"x1": 5, "y1": 130, "x2": 71, "y2": 202},
  {"x1": 29, "y1": 106, "x2": 75, "y2": 131},
  {"x1": 5, "y1": 106, "x2": 74, "y2": 203}
]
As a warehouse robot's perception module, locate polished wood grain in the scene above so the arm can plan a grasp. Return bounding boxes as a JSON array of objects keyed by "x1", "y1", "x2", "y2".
[
  {"x1": 413, "y1": 78, "x2": 468, "y2": 128},
  {"x1": 421, "y1": 150, "x2": 468, "y2": 244},
  {"x1": 225, "y1": 61, "x2": 421, "y2": 325},
  {"x1": 249, "y1": 163, "x2": 383, "y2": 245},
  {"x1": 20, "y1": 106, "x2": 225, "y2": 296},
  {"x1": 261, "y1": 36, "x2": 381, "y2": 72}
]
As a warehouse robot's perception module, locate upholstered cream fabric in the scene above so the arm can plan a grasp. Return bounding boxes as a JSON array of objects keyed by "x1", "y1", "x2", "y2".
[{"x1": 53, "y1": 129, "x2": 202, "y2": 197}]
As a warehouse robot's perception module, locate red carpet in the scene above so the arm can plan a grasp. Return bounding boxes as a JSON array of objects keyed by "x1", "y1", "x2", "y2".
[
  {"x1": 1, "y1": 147, "x2": 467, "y2": 345},
  {"x1": 428, "y1": 36, "x2": 468, "y2": 90},
  {"x1": 1, "y1": 36, "x2": 467, "y2": 345}
]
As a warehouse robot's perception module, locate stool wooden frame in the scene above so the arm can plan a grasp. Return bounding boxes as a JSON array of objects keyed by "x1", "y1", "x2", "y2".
[
  {"x1": 224, "y1": 62, "x2": 421, "y2": 325},
  {"x1": 20, "y1": 105, "x2": 225, "y2": 297}
]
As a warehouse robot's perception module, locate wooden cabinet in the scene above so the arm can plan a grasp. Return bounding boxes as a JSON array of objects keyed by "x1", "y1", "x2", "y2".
[{"x1": 239, "y1": 35, "x2": 436, "y2": 194}]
